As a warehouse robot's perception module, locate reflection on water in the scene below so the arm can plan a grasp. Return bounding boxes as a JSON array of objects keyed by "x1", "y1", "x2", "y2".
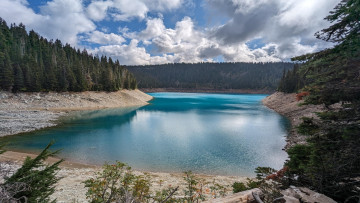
[{"x1": 2, "y1": 92, "x2": 289, "y2": 176}]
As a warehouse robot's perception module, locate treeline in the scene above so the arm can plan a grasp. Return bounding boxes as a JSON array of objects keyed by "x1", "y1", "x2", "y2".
[
  {"x1": 0, "y1": 18, "x2": 137, "y2": 92},
  {"x1": 277, "y1": 64, "x2": 304, "y2": 93},
  {"x1": 127, "y1": 62, "x2": 294, "y2": 91}
]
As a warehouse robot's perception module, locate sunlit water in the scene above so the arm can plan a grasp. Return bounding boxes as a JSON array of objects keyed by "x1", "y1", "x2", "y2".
[{"x1": 2, "y1": 93, "x2": 289, "y2": 176}]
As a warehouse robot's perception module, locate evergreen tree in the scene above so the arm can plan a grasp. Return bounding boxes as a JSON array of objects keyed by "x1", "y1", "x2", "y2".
[
  {"x1": 5, "y1": 142, "x2": 63, "y2": 203},
  {"x1": 12, "y1": 64, "x2": 24, "y2": 92},
  {"x1": 0, "y1": 53, "x2": 13, "y2": 91}
]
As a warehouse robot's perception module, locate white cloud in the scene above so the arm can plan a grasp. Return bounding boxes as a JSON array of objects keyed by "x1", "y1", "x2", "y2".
[
  {"x1": 0, "y1": 0, "x2": 95, "y2": 45},
  {"x1": 139, "y1": 18, "x2": 166, "y2": 40},
  {"x1": 91, "y1": 16, "x2": 282, "y2": 64},
  {"x1": 87, "y1": 31, "x2": 125, "y2": 45},
  {"x1": 110, "y1": 0, "x2": 183, "y2": 21},
  {"x1": 93, "y1": 39, "x2": 174, "y2": 65},
  {"x1": 86, "y1": 0, "x2": 113, "y2": 21},
  {"x1": 40, "y1": 0, "x2": 96, "y2": 45}
]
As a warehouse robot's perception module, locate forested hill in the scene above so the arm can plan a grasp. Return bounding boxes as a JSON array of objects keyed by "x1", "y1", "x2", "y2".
[
  {"x1": 0, "y1": 18, "x2": 137, "y2": 92},
  {"x1": 127, "y1": 62, "x2": 294, "y2": 91}
]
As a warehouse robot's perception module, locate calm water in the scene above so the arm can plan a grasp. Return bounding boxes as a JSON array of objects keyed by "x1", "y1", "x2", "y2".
[{"x1": 2, "y1": 93, "x2": 289, "y2": 176}]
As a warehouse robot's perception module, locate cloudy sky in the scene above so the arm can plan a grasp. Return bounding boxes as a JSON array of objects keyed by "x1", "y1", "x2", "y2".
[{"x1": 0, "y1": 0, "x2": 340, "y2": 65}]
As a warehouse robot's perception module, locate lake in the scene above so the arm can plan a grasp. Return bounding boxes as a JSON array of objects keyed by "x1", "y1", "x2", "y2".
[{"x1": 2, "y1": 92, "x2": 289, "y2": 176}]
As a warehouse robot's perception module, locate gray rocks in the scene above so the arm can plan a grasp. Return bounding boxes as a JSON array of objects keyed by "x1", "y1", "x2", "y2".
[{"x1": 282, "y1": 186, "x2": 337, "y2": 203}]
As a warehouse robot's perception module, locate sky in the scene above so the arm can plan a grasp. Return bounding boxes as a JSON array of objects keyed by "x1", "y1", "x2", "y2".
[{"x1": 0, "y1": 0, "x2": 341, "y2": 65}]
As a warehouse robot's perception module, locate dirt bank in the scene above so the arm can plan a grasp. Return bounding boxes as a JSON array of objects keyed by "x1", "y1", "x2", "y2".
[
  {"x1": 0, "y1": 90, "x2": 153, "y2": 137},
  {"x1": 262, "y1": 92, "x2": 326, "y2": 150}
]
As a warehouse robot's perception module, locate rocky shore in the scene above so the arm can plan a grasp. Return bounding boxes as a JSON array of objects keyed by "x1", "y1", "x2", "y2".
[
  {"x1": 262, "y1": 92, "x2": 326, "y2": 150},
  {"x1": 0, "y1": 90, "x2": 153, "y2": 137}
]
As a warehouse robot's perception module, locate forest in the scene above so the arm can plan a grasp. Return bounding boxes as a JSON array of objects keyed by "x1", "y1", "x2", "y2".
[
  {"x1": 0, "y1": 18, "x2": 137, "y2": 92},
  {"x1": 127, "y1": 62, "x2": 294, "y2": 91}
]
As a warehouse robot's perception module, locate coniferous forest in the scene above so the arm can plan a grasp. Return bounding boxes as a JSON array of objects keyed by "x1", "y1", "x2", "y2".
[
  {"x1": 127, "y1": 62, "x2": 294, "y2": 91},
  {"x1": 0, "y1": 18, "x2": 137, "y2": 92}
]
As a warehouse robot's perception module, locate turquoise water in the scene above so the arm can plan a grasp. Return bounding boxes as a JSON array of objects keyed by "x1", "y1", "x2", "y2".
[{"x1": 2, "y1": 93, "x2": 289, "y2": 176}]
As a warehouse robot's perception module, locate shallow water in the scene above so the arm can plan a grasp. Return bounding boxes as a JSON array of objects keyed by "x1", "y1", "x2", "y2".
[{"x1": 2, "y1": 92, "x2": 289, "y2": 176}]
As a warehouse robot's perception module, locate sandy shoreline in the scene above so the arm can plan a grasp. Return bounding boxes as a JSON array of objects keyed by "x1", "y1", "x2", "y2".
[{"x1": 0, "y1": 150, "x2": 246, "y2": 202}]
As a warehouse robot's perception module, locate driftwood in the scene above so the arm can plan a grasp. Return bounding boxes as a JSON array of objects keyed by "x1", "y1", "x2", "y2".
[{"x1": 252, "y1": 192, "x2": 264, "y2": 203}]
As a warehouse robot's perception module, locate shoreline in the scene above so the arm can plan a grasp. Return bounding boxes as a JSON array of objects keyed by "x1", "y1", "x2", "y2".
[
  {"x1": 141, "y1": 88, "x2": 274, "y2": 94},
  {"x1": 262, "y1": 92, "x2": 327, "y2": 150},
  {"x1": 0, "y1": 89, "x2": 153, "y2": 138},
  {"x1": 0, "y1": 150, "x2": 247, "y2": 202}
]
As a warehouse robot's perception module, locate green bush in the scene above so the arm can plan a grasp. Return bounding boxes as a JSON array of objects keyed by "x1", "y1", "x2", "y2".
[
  {"x1": 1, "y1": 142, "x2": 63, "y2": 203},
  {"x1": 232, "y1": 182, "x2": 247, "y2": 193}
]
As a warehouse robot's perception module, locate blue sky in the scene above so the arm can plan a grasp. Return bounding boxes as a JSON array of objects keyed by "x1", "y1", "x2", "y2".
[{"x1": 0, "y1": 0, "x2": 340, "y2": 65}]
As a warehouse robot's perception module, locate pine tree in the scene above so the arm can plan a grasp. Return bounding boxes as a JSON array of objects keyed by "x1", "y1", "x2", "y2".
[
  {"x1": 12, "y1": 64, "x2": 24, "y2": 92},
  {"x1": 0, "y1": 53, "x2": 13, "y2": 91},
  {"x1": 5, "y1": 142, "x2": 63, "y2": 203}
]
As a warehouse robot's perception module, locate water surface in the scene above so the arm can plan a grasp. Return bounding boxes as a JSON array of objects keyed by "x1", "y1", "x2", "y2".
[{"x1": 3, "y1": 93, "x2": 289, "y2": 176}]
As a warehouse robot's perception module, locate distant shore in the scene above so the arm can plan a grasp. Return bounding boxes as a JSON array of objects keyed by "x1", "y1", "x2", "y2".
[
  {"x1": 141, "y1": 88, "x2": 274, "y2": 94},
  {"x1": 0, "y1": 89, "x2": 153, "y2": 137}
]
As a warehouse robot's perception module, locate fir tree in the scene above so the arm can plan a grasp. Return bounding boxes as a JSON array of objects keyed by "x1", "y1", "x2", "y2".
[{"x1": 5, "y1": 142, "x2": 63, "y2": 203}]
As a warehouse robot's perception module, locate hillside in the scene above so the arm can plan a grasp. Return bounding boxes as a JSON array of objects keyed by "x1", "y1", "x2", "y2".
[
  {"x1": 0, "y1": 18, "x2": 137, "y2": 93},
  {"x1": 127, "y1": 62, "x2": 294, "y2": 92}
]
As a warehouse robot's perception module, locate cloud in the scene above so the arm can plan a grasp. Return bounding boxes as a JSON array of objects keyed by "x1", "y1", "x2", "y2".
[
  {"x1": 93, "y1": 39, "x2": 174, "y2": 65},
  {"x1": 110, "y1": 0, "x2": 183, "y2": 21},
  {"x1": 0, "y1": 0, "x2": 95, "y2": 45},
  {"x1": 91, "y1": 16, "x2": 282, "y2": 65},
  {"x1": 39, "y1": 0, "x2": 96, "y2": 45},
  {"x1": 0, "y1": 0, "x2": 342, "y2": 65},
  {"x1": 86, "y1": 0, "x2": 113, "y2": 21},
  {"x1": 87, "y1": 31, "x2": 125, "y2": 45},
  {"x1": 207, "y1": 0, "x2": 340, "y2": 59}
]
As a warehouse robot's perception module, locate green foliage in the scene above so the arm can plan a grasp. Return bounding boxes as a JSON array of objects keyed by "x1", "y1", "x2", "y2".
[
  {"x1": 232, "y1": 182, "x2": 247, "y2": 193},
  {"x1": 127, "y1": 62, "x2": 294, "y2": 91},
  {"x1": 183, "y1": 170, "x2": 203, "y2": 202},
  {"x1": 284, "y1": 1, "x2": 360, "y2": 201},
  {"x1": 84, "y1": 164, "x2": 229, "y2": 202},
  {"x1": 84, "y1": 161, "x2": 136, "y2": 203},
  {"x1": 232, "y1": 178, "x2": 260, "y2": 193},
  {"x1": 296, "y1": 117, "x2": 319, "y2": 135},
  {"x1": 0, "y1": 18, "x2": 137, "y2": 93},
  {"x1": 4, "y1": 141, "x2": 63, "y2": 203},
  {"x1": 315, "y1": 0, "x2": 360, "y2": 43},
  {"x1": 153, "y1": 186, "x2": 178, "y2": 203},
  {"x1": 277, "y1": 64, "x2": 304, "y2": 93}
]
